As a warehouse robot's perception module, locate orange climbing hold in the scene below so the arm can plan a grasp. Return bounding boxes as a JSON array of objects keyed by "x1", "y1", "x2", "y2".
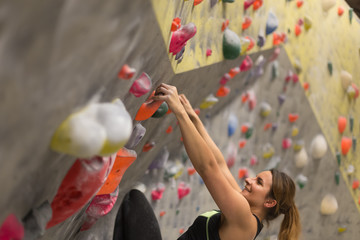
[
  {"x1": 241, "y1": 125, "x2": 249, "y2": 133},
  {"x1": 228, "y1": 67, "x2": 240, "y2": 78},
  {"x1": 187, "y1": 167, "x2": 196, "y2": 176},
  {"x1": 135, "y1": 91, "x2": 164, "y2": 121},
  {"x1": 238, "y1": 140, "x2": 247, "y2": 148},
  {"x1": 238, "y1": 168, "x2": 248, "y2": 179},
  {"x1": 338, "y1": 116, "x2": 347, "y2": 134},
  {"x1": 118, "y1": 64, "x2": 136, "y2": 80},
  {"x1": 97, "y1": 148, "x2": 136, "y2": 195},
  {"x1": 221, "y1": 19, "x2": 229, "y2": 32},
  {"x1": 242, "y1": 16, "x2": 252, "y2": 30},
  {"x1": 253, "y1": 0, "x2": 263, "y2": 10},
  {"x1": 166, "y1": 126, "x2": 173, "y2": 134},
  {"x1": 273, "y1": 32, "x2": 286, "y2": 46},
  {"x1": 245, "y1": 36, "x2": 255, "y2": 51},
  {"x1": 194, "y1": 108, "x2": 200, "y2": 115},
  {"x1": 303, "y1": 82, "x2": 310, "y2": 91},
  {"x1": 241, "y1": 93, "x2": 249, "y2": 103},
  {"x1": 143, "y1": 142, "x2": 155, "y2": 152},
  {"x1": 193, "y1": 0, "x2": 204, "y2": 6},
  {"x1": 296, "y1": 0, "x2": 304, "y2": 8},
  {"x1": 295, "y1": 24, "x2": 302, "y2": 36},
  {"x1": 338, "y1": 6, "x2": 344, "y2": 16},
  {"x1": 171, "y1": 17, "x2": 181, "y2": 32},
  {"x1": 341, "y1": 137, "x2": 352, "y2": 155},
  {"x1": 216, "y1": 86, "x2": 230, "y2": 97},
  {"x1": 264, "y1": 123, "x2": 272, "y2": 131},
  {"x1": 352, "y1": 179, "x2": 359, "y2": 190},
  {"x1": 288, "y1": 113, "x2": 299, "y2": 123},
  {"x1": 159, "y1": 211, "x2": 166, "y2": 217}
]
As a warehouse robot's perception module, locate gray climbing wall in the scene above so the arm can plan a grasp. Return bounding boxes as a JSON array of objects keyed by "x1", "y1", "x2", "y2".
[{"x1": 1, "y1": 0, "x2": 360, "y2": 240}]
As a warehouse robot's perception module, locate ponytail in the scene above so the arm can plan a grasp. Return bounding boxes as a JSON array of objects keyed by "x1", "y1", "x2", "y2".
[{"x1": 278, "y1": 203, "x2": 301, "y2": 240}]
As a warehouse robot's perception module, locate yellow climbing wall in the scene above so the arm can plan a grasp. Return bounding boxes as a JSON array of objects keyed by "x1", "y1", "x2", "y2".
[{"x1": 151, "y1": 0, "x2": 360, "y2": 211}]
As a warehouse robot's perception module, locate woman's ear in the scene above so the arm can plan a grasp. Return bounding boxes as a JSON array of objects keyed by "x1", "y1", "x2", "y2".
[{"x1": 264, "y1": 198, "x2": 277, "y2": 208}]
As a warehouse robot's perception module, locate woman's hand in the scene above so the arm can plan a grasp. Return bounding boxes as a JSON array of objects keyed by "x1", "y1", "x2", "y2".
[
  {"x1": 152, "y1": 83, "x2": 185, "y2": 115},
  {"x1": 179, "y1": 94, "x2": 198, "y2": 121}
]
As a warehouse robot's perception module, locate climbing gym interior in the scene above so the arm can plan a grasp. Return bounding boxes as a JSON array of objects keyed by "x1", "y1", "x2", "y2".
[{"x1": 1, "y1": 0, "x2": 360, "y2": 239}]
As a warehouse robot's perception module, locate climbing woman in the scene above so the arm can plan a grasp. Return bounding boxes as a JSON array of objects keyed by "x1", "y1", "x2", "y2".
[{"x1": 151, "y1": 83, "x2": 301, "y2": 240}]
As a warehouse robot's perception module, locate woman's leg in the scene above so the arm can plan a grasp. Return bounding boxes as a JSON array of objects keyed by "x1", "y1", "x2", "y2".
[{"x1": 113, "y1": 189, "x2": 162, "y2": 240}]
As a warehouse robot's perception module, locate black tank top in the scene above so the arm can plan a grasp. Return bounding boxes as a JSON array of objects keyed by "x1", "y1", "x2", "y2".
[{"x1": 177, "y1": 210, "x2": 263, "y2": 240}]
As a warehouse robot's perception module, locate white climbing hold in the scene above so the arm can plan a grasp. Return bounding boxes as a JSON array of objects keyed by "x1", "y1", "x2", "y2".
[
  {"x1": 320, "y1": 194, "x2": 338, "y2": 215},
  {"x1": 310, "y1": 134, "x2": 327, "y2": 159},
  {"x1": 340, "y1": 70, "x2": 353, "y2": 91},
  {"x1": 294, "y1": 148, "x2": 308, "y2": 168}
]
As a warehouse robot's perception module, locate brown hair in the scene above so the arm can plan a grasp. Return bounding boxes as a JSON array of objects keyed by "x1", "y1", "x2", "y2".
[{"x1": 265, "y1": 169, "x2": 301, "y2": 240}]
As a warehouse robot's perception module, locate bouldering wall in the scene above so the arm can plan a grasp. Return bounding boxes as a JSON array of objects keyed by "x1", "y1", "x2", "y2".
[{"x1": 0, "y1": 0, "x2": 360, "y2": 240}]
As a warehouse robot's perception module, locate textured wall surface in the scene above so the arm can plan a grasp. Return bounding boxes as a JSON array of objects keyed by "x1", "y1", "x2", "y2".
[{"x1": 0, "y1": 0, "x2": 360, "y2": 240}]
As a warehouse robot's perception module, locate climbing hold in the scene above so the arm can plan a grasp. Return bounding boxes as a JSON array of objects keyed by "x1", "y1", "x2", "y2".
[
  {"x1": 338, "y1": 227, "x2": 347, "y2": 233},
  {"x1": 340, "y1": 70, "x2": 352, "y2": 90},
  {"x1": 228, "y1": 114, "x2": 238, "y2": 137},
  {"x1": 221, "y1": 19, "x2": 229, "y2": 32},
  {"x1": 118, "y1": 64, "x2": 136, "y2": 80},
  {"x1": 129, "y1": 72, "x2": 152, "y2": 97},
  {"x1": 347, "y1": 165, "x2": 355, "y2": 175},
  {"x1": 264, "y1": 123, "x2": 272, "y2": 131},
  {"x1": 247, "y1": 90, "x2": 257, "y2": 110},
  {"x1": 296, "y1": 174, "x2": 308, "y2": 189},
  {"x1": 271, "y1": 61, "x2": 279, "y2": 80},
  {"x1": 288, "y1": 113, "x2": 299, "y2": 123},
  {"x1": 294, "y1": 24, "x2": 302, "y2": 37},
  {"x1": 295, "y1": 148, "x2": 308, "y2": 168},
  {"x1": 291, "y1": 126, "x2": 299, "y2": 137},
  {"x1": 245, "y1": 36, "x2": 255, "y2": 52},
  {"x1": 250, "y1": 155, "x2": 258, "y2": 166},
  {"x1": 347, "y1": 83, "x2": 359, "y2": 100},
  {"x1": 245, "y1": 127, "x2": 253, "y2": 139},
  {"x1": 310, "y1": 134, "x2": 327, "y2": 159},
  {"x1": 0, "y1": 214, "x2": 24, "y2": 240},
  {"x1": 349, "y1": 8, "x2": 353, "y2": 24},
  {"x1": 220, "y1": 73, "x2": 231, "y2": 85},
  {"x1": 321, "y1": 0, "x2": 336, "y2": 12},
  {"x1": 336, "y1": 151, "x2": 341, "y2": 165},
  {"x1": 222, "y1": 0, "x2": 235, "y2": 2},
  {"x1": 341, "y1": 137, "x2": 352, "y2": 156},
  {"x1": 23, "y1": 201, "x2": 52, "y2": 239},
  {"x1": 262, "y1": 143, "x2": 275, "y2": 159},
  {"x1": 206, "y1": 49, "x2": 212, "y2": 57},
  {"x1": 194, "y1": 0, "x2": 204, "y2": 6},
  {"x1": 159, "y1": 211, "x2": 166, "y2": 217},
  {"x1": 304, "y1": 16, "x2": 312, "y2": 31},
  {"x1": 169, "y1": 23, "x2": 197, "y2": 55},
  {"x1": 271, "y1": 123, "x2": 278, "y2": 132},
  {"x1": 240, "y1": 55, "x2": 253, "y2": 71},
  {"x1": 335, "y1": 171, "x2": 340, "y2": 185},
  {"x1": 238, "y1": 139, "x2": 247, "y2": 149},
  {"x1": 143, "y1": 141, "x2": 155, "y2": 152},
  {"x1": 164, "y1": 161, "x2": 184, "y2": 180},
  {"x1": 303, "y1": 82, "x2": 310, "y2": 91},
  {"x1": 226, "y1": 142, "x2": 237, "y2": 168},
  {"x1": 327, "y1": 61, "x2": 333, "y2": 76},
  {"x1": 253, "y1": 0, "x2": 263, "y2": 10},
  {"x1": 200, "y1": 94, "x2": 218, "y2": 109},
  {"x1": 352, "y1": 137, "x2": 357, "y2": 152},
  {"x1": 148, "y1": 147, "x2": 169, "y2": 170},
  {"x1": 272, "y1": 32, "x2": 285, "y2": 46},
  {"x1": 81, "y1": 187, "x2": 119, "y2": 231},
  {"x1": 260, "y1": 102, "x2": 272, "y2": 117},
  {"x1": 151, "y1": 183, "x2": 165, "y2": 201},
  {"x1": 47, "y1": 155, "x2": 114, "y2": 228},
  {"x1": 277, "y1": 95, "x2": 286, "y2": 106},
  {"x1": 152, "y1": 102, "x2": 169, "y2": 118},
  {"x1": 352, "y1": 179, "x2": 359, "y2": 190},
  {"x1": 266, "y1": 11, "x2": 279, "y2": 35},
  {"x1": 320, "y1": 194, "x2": 338, "y2": 215},
  {"x1": 178, "y1": 182, "x2": 191, "y2": 200},
  {"x1": 244, "y1": 0, "x2": 255, "y2": 10},
  {"x1": 257, "y1": 34, "x2": 265, "y2": 48},
  {"x1": 125, "y1": 123, "x2": 146, "y2": 149},
  {"x1": 282, "y1": 138, "x2": 292, "y2": 149},
  {"x1": 268, "y1": 47, "x2": 280, "y2": 62},
  {"x1": 175, "y1": 46, "x2": 185, "y2": 61},
  {"x1": 166, "y1": 125, "x2": 173, "y2": 134},
  {"x1": 135, "y1": 91, "x2": 164, "y2": 121},
  {"x1": 171, "y1": 17, "x2": 181, "y2": 32},
  {"x1": 338, "y1": 116, "x2": 347, "y2": 134},
  {"x1": 242, "y1": 16, "x2": 252, "y2": 30},
  {"x1": 240, "y1": 37, "x2": 251, "y2": 55},
  {"x1": 238, "y1": 168, "x2": 248, "y2": 179},
  {"x1": 223, "y1": 29, "x2": 241, "y2": 59},
  {"x1": 228, "y1": 67, "x2": 241, "y2": 78},
  {"x1": 187, "y1": 167, "x2": 196, "y2": 176},
  {"x1": 97, "y1": 148, "x2": 136, "y2": 195},
  {"x1": 51, "y1": 99, "x2": 132, "y2": 158},
  {"x1": 338, "y1": 6, "x2": 344, "y2": 16},
  {"x1": 296, "y1": 0, "x2": 304, "y2": 8}
]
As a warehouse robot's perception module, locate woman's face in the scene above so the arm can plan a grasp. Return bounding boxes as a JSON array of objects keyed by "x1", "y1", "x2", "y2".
[{"x1": 242, "y1": 170, "x2": 274, "y2": 207}]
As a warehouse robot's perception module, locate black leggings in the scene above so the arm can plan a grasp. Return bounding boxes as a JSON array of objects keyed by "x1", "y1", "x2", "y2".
[{"x1": 113, "y1": 189, "x2": 162, "y2": 240}]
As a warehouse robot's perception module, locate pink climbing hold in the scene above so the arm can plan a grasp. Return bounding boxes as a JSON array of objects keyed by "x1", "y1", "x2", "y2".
[
  {"x1": 129, "y1": 72, "x2": 152, "y2": 97},
  {"x1": 0, "y1": 214, "x2": 24, "y2": 240},
  {"x1": 247, "y1": 90, "x2": 257, "y2": 110},
  {"x1": 169, "y1": 23, "x2": 197, "y2": 55},
  {"x1": 118, "y1": 64, "x2": 136, "y2": 80},
  {"x1": 250, "y1": 155, "x2": 258, "y2": 166},
  {"x1": 220, "y1": 73, "x2": 231, "y2": 85},
  {"x1": 151, "y1": 184, "x2": 165, "y2": 201},
  {"x1": 269, "y1": 47, "x2": 281, "y2": 62},
  {"x1": 206, "y1": 49, "x2": 212, "y2": 57},
  {"x1": 244, "y1": 0, "x2": 255, "y2": 10},
  {"x1": 282, "y1": 138, "x2": 292, "y2": 149},
  {"x1": 239, "y1": 55, "x2": 253, "y2": 72},
  {"x1": 46, "y1": 155, "x2": 114, "y2": 229},
  {"x1": 81, "y1": 187, "x2": 119, "y2": 231},
  {"x1": 178, "y1": 182, "x2": 191, "y2": 200}
]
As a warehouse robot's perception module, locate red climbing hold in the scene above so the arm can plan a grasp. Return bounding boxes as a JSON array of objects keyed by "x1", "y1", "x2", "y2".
[
  {"x1": 296, "y1": 0, "x2": 304, "y2": 8},
  {"x1": 295, "y1": 24, "x2": 302, "y2": 36},
  {"x1": 216, "y1": 86, "x2": 230, "y2": 97},
  {"x1": 169, "y1": 23, "x2": 197, "y2": 55},
  {"x1": 238, "y1": 139, "x2": 247, "y2": 148},
  {"x1": 206, "y1": 49, "x2": 212, "y2": 57},
  {"x1": 0, "y1": 214, "x2": 24, "y2": 240},
  {"x1": 242, "y1": 17, "x2": 252, "y2": 30},
  {"x1": 240, "y1": 56, "x2": 253, "y2": 72},
  {"x1": 245, "y1": 36, "x2": 255, "y2": 51},
  {"x1": 96, "y1": 148, "x2": 136, "y2": 195},
  {"x1": 228, "y1": 67, "x2": 240, "y2": 78},
  {"x1": 244, "y1": 0, "x2": 255, "y2": 10},
  {"x1": 166, "y1": 126, "x2": 173, "y2": 134},
  {"x1": 159, "y1": 211, "x2": 166, "y2": 217},
  {"x1": 253, "y1": 0, "x2": 263, "y2": 10},
  {"x1": 129, "y1": 72, "x2": 152, "y2": 97},
  {"x1": 178, "y1": 182, "x2": 191, "y2": 200},
  {"x1": 352, "y1": 179, "x2": 359, "y2": 190},
  {"x1": 135, "y1": 91, "x2": 164, "y2": 121},
  {"x1": 338, "y1": 116, "x2": 347, "y2": 134},
  {"x1": 264, "y1": 123, "x2": 272, "y2": 131},
  {"x1": 241, "y1": 124, "x2": 249, "y2": 134},
  {"x1": 338, "y1": 6, "x2": 344, "y2": 16},
  {"x1": 171, "y1": 17, "x2": 181, "y2": 32},
  {"x1": 220, "y1": 73, "x2": 231, "y2": 85},
  {"x1": 187, "y1": 167, "x2": 196, "y2": 176},
  {"x1": 47, "y1": 156, "x2": 113, "y2": 229},
  {"x1": 118, "y1": 64, "x2": 136, "y2": 80},
  {"x1": 288, "y1": 113, "x2": 299, "y2": 123},
  {"x1": 194, "y1": 108, "x2": 201, "y2": 115},
  {"x1": 194, "y1": 0, "x2": 204, "y2": 6},
  {"x1": 238, "y1": 168, "x2": 248, "y2": 179},
  {"x1": 221, "y1": 19, "x2": 229, "y2": 32},
  {"x1": 303, "y1": 82, "x2": 310, "y2": 91},
  {"x1": 341, "y1": 137, "x2": 352, "y2": 155},
  {"x1": 143, "y1": 141, "x2": 155, "y2": 152}
]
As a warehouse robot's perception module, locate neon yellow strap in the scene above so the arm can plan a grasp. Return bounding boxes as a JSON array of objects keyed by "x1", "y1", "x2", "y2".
[{"x1": 200, "y1": 210, "x2": 219, "y2": 240}]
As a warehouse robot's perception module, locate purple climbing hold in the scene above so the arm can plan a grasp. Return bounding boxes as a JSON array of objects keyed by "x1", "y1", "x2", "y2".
[
  {"x1": 175, "y1": 47, "x2": 185, "y2": 60},
  {"x1": 125, "y1": 123, "x2": 146, "y2": 149},
  {"x1": 148, "y1": 147, "x2": 169, "y2": 170},
  {"x1": 278, "y1": 94, "x2": 286, "y2": 105},
  {"x1": 169, "y1": 23, "x2": 197, "y2": 55},
  {"x1": 129, "y1": 73, "x2": 152, "y2": 97}
]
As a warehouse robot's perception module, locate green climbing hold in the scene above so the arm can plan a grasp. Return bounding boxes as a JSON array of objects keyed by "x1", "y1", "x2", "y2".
[
  {"x1": 245, "y1": 127, "x2": 253, "y2": 139},
  {"x1": 352, "y1": 137, "x2": 357, "y2": 151},
  {"x1": 336, "y1": 151, "x2": 341, "y2": 166},
  {"x1": 327, "y1": 61, "x2": 333, "y2": 76},
  {"x1": 349, "y1": 8, "x2": 353, "y2": 24},
  {"x1": 223, "y1": 29, "x2": 241, "y2": 60},
  {"x1": 152, "y1": 102, "x2": 169, "y2": 118},
  {"x1": 271, "y1": 61, "x2": 279, "y2": 80},
  {"x1": 222, "y1": 0, "x2": 235, "y2": 2},
  {"x1": 176, "y1": 209, "x2": 180, "y2": 215},
  {"x1": 335, "y1": 171, "x2": 340, "y2": 185},
  {"x1": 350, "y1": 115, "x2": 354, "y2": 132}
]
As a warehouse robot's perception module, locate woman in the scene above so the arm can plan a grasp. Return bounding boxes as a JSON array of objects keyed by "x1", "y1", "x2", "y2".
[{"x1": 152, "y1": 83, "x2": 301, "y2": 240}]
